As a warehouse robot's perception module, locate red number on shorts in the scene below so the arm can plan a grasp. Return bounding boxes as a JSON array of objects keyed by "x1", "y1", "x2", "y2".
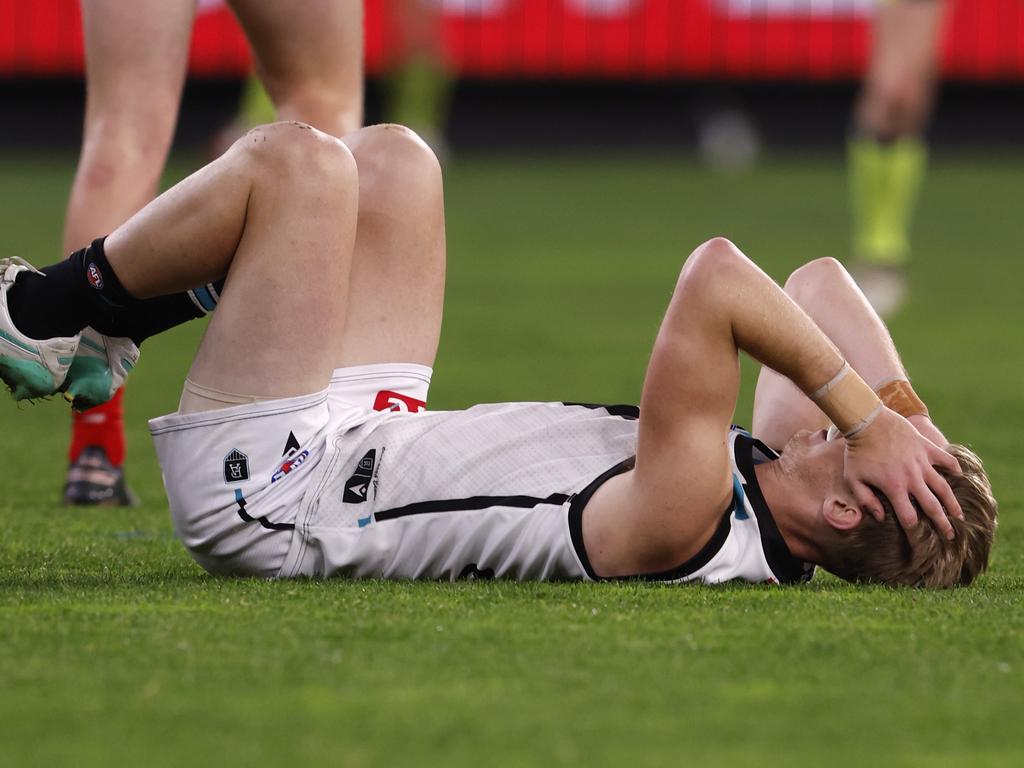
[{"x1": 373, "y1": 390, "x2": 426, "y2": 413}]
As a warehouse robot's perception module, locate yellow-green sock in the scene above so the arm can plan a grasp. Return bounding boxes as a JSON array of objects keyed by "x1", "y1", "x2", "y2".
[
  {"x1": 238, "y1": 74, "x2": 277, "y2": 129},
  {"x1": 848, "y1": 135, "x2": 927, "y2": 266},
  {"x1": 387, "y1": 57, "x2": 452, "y2": 138}
]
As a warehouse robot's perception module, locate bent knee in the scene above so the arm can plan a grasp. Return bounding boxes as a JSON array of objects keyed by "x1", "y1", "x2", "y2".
[
  {"x1": 784, "y1": 257, "x2": 849, "y2": 299},
  {"x1": 347, "y1": 124, "x2": 441, "y2": 184},
  {"x1": 346, "y1": 124, "x2": 443, "y2": 208},
  {"x1": 863, "y1": 79, "x2": 931, "y2": 136},
  {"x1": 238, "y1": 120, "x2": 357, "y2": 185},
  {"x1": 678, "y1": 237, "x2": 744, "y2": 290}
]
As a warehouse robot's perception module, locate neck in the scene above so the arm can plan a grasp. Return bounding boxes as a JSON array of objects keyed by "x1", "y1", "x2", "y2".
[{"x1": 754, "y1": 461, "x2": 829, "y2": 566}]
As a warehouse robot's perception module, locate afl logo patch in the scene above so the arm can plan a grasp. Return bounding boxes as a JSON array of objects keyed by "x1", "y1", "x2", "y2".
[{"x1": 86, "y1": 263, "x2": 104, "y2": 290}]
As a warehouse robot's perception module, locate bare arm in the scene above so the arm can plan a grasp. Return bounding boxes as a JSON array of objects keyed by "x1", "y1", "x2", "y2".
[
  {"x1": 584, "y1": 240, "x2": 960, "y2": 577},
  {"x1": 752, "y1": 257, "x2": 947, "y2": 448}
]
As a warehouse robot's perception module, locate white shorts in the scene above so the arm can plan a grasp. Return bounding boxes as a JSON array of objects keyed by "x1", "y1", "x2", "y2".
[{"x1": 148, "y1": 364, "x2": 432, "y2": 578}]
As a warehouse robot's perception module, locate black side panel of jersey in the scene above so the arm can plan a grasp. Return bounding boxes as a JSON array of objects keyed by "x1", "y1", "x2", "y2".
[{"x1": 733, "y1": 434, "x2": 813, "y2": 584}]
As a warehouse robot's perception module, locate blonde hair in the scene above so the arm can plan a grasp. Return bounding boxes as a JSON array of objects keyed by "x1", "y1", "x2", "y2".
[{"x1": 825, "y1": 444, "x2": 997, "y2": 588}]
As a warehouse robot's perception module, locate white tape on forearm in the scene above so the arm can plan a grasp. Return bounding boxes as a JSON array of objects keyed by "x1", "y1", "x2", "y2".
[{"x1": 811, "y1": 361, "x2": 884, "y2": 437}]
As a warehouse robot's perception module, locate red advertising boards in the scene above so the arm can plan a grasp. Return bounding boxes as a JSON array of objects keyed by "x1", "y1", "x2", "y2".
[{"x1": 1, "y1": 0, "x2": 1022, "y2": 80}]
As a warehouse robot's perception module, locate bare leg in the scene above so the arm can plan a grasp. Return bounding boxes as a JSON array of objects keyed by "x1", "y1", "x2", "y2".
[
  {"x1": 64, "y1": 0, "x2": 197, "y2": 252},
  {"x1": 856, "y1": 0, "x2": 948, "y2": 140},
  {"x1": 848, "y1": 0, "x2": 948, "y2": 297},
  {"x1": 335, "y1": 124, "x2": 446, "y2": 368},
  {"x1": 61, "y1": 0, "x2": 196, "y2": 500},
  {"x1": 105, "y1": 122, "x2": 359, "y2": 398},
  {"x1": 228, "y1": 0, "x2": 364, "y2": 137},
  {"x1": 387, "y1": 0, "x2": 452, "y2": 154}
]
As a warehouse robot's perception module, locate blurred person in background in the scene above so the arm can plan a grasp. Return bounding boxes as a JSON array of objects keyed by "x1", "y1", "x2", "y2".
[
  {"x1": 848, "y1": 0, "x2": 949, "y2": 316},
  {"x1": 386, "y1": 0, "x2": 452, "y2": 158},
  {"x1": 61, "y1": 0, "x2": 363, "y2": 506}
]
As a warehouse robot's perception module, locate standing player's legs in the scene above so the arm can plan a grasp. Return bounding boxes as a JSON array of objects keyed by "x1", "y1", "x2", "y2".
[
  {"x1": 228, "y1": 0, "x2": 364, "y2": 138},
  {"x1": 63, "y1": 0, "x2": 197, "y2": 505},
  {"x1": 387, "y1": 0, "x2": 452, "y2": 158},
  {"x1": 848, "y1": 0, "x2": 948, "y2": 315}
]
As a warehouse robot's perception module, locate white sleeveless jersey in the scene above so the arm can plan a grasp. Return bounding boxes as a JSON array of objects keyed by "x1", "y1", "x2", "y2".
[{"x1": 279, "y1": 402, "x2": 815, "y2": 586}]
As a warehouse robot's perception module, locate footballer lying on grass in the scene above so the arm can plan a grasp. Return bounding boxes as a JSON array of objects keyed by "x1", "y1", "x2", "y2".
[{"x1": 0, "y1": 122, "x2": 996, "y2": 587}]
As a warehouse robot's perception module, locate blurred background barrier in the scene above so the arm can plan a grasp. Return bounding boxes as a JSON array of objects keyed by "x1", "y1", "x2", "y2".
[
  {"x1": 2, "y1": 0, "x2": 1024, "y2": 80},
  {"x1": 0, "y1": 0, "x2": 1022, "y2": 151},
  {"x1": 0, "y1": 0, "x2": 1019, "y2": 153}
]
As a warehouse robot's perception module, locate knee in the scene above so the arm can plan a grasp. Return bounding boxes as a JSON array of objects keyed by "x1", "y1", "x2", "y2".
[
  {"x1": 784, "y1": 257, "x2": 849, "y2": 302},
  {"x1": 238, "y1": 121, "x2": 357, "y2": 189},
  {"x1": 346, "y1": 124, "x2": 443, "y2": 211},
  {"x1": 678, "y1": 237, "x2": 743, "y2": 290},
  {"x1": 863, "y1": 77, "x2": 930, "y2": 137},
  {"x1": 666, "y1": 237, "x2": 747, "y2": 317},
  {"x1": 77, "y1": 107, "x2": 178, "y2": 189}
]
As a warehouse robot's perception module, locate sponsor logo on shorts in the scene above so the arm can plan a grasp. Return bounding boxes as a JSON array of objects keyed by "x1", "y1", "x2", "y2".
[
  {"x1": 343, "y1": 449, "x2": 376, "y2": 504},
  {"x1": 86, "y1": 263, "x2": 104, "y2": 290},
  {"x1": 271, "y1": 449, "x2": 309, "y2": 483},
  {"x1": 373, "y1": 390, "x2": 426, "y2": 413},
  {"x1": 223, "y1": 448, "x2": 250, "y2": 483}
]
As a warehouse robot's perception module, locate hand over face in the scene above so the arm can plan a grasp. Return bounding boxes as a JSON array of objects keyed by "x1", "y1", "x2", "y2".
[{"x1": 843, "y1": 407, "x2": 963, "y2": 539}]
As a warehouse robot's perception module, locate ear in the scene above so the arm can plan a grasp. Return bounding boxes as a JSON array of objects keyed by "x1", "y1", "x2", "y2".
[{"x1": 822, "y1": 495, "x2": 863, "y2": 531}]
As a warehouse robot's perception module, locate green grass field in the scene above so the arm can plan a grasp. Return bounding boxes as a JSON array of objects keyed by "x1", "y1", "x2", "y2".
[{"x1": 1, "y1": 149, "x2": 1022, "y2": 767}]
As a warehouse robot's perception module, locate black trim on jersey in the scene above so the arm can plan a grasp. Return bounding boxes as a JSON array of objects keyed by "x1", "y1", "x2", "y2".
[
  {"x1": 374, "y1": 493, "x2": 571, "y2": 523},
  {"x1": 235, "y1": 494, "x2": 295, "y2": 532},
  {"x1": 732, "y1": 434, "x2": 813, "y2": 584},
  {"x1": 568, "y1": 458, "x2": 736, "y2": 583},
  {"x1": 561, "y1": 402, "x2": 640, "y2": 420},
  {"x1": 567, "y1": 458, "x2": 635, "y2": 580},
  {"x1": 635, "y1": 508, "x2": 733, "y2": 583}
]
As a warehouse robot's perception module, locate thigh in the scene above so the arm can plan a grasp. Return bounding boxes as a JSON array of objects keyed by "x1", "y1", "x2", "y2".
[
  {"x1": 105, "y1": 123, "x2": 360, "y2": 399},
  {"x1": 869, "y1": 0, "x2": 948, "y2": 83},
  {"x1": 333, "y1": 124, "x2": 447, "y2": 371},
  {"x1": 81, "y1": 0, "x2": 196, "y2": 123},
  {"x1": 66, "y1": 0, "x2": 197, "y2": 247},
  {"x1": 186, "y1": 130, "x2": 360, "y2": 399},
  {"x1": 228, "y1": 0, "x2": 363, "y2": 135}
]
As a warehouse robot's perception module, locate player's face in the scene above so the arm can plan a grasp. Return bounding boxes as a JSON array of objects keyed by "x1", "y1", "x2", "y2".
[{"x1": 777, "y1": 428, "x2": 849, "y2": 498}]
